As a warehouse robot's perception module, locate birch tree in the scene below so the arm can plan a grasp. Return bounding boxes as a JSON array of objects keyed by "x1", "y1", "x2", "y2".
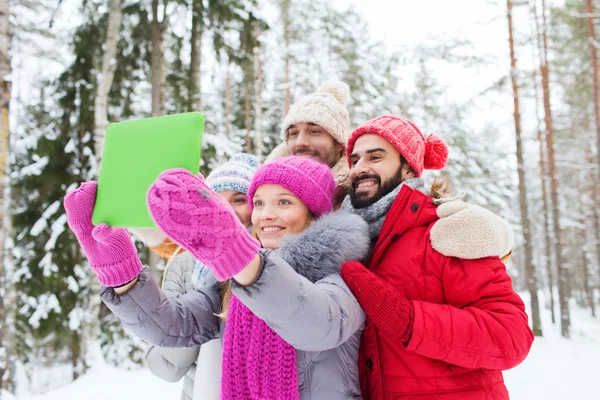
[
  {"x1": 85, "y1": 0, "x2": 122, "y2": 367},
  {"x1": 151, "y1": 0, "x2": 167, "y2": 117},
  {"x1": 254, "y1": 42, "x2": 263, "y2": 161},
  {"x1": 281, "y1": 0, "x2": 291, "y2": 115},
  {"x1": 0, "y1": 0, "x2": 10, "y2": 390},
  {"x1": 94, "y1": 0, "x2": 122, "y2": 162},
  {"x1": 189, "y1": 0, "x2": 202, "y2": 111}
]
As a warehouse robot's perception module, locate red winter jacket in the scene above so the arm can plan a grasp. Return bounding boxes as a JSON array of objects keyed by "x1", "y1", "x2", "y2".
[{"x1": 354, "y1": 185, "x2": 534, "y2": 400}]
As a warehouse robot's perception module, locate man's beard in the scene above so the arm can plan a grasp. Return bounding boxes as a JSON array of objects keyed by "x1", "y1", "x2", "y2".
[
  {"x1": 349, "y1": 167, "x2": 404, "y2": 209},
  {"x1": 293, "y1": 147, "x2": 340, "y2": 168}
]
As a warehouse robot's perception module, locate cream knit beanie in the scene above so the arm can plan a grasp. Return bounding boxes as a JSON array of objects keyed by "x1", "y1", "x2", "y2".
[{"x1": 281, "y1": 81, "x2": 351, "y2": 145}]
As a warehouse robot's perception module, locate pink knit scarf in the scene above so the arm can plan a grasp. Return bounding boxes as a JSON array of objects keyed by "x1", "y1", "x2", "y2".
[{"x1": 221, "y1": 294, "x2": 299, "y2": 400}]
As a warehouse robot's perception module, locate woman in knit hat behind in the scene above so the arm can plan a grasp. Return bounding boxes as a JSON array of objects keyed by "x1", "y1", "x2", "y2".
[
  {"x1": 146, "y1": 153, "x2": 259, "y2": 400},
  {"x1": 64, "y1": 156, "x2": 369, "y2": 399}
]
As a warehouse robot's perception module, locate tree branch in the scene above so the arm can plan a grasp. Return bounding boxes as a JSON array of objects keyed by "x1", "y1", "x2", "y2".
[{"x1": 568, "y1": 11, "x2": 600, "y2": 18}]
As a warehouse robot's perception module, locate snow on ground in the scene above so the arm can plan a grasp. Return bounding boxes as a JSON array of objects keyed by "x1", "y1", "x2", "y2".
[
  {"x1": 3, "y1": 290, "x2": 599, "y2": 400},
  {"x1": 504, "y1": 291, "x2": 600, "y2": 400},
  {"x1": 2, "y1": 361, "x2": 181, "y2": 400}
]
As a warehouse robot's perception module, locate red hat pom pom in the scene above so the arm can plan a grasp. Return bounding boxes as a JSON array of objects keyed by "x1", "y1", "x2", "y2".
[{"x1": 423, "y1": 133, "x2": 449, "y2": 170}]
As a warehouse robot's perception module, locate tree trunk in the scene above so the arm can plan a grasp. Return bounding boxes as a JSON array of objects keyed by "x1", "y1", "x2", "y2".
[
  {"x1": 537, "y1": 0, "x2": 570, "y2": 337},
  {"x1": 86, "y1": 0, "x2": 122, "y2": 370},
  {"x1": 584, "y1": 144, "x2": 600, "y2": 307},
  {"x1": 94, "y1": 0, "x2": 121, "y2": 162},
  {"x1": 151, "y1": 0, "x2": 167, "y2": 116},
  {"x1": 281, "y1": 0, "x2": 291, "y2": 115},
  {"x1": 585, "y1": 0, "x2": 600, "y2": 304},
  {"x1": 530, "y1": 0, "x2": 556, "y2": 324},
  {"x1": 150, "y1": 0, "x2": 168, "y2": 280},
  {"x1": 538, "y1": 129, "x2": 556, "y2": 323},
  {"x1": 0, "y1": 0, "x2": 11, "y2": 390},
  {"x1": 506, "y1": 0, "x2": 542, "y2": 336},
  {"x1": 577, "y1": 171, "x2": 595, "y2": 317},
  {"x1": 284, "y1": 58, "x2": 290, "y2": 116},
  {"x1": 189, "y1": 0, "x2": 203, "y2": 112},
  {"x1": 244, "y1": 73, "x2": 252, "y2": 154},
  {"x1": 151, "y1": 0, "x2": 166, "y2": 116},
  {"x1": 70, "y1": 329, "x2": 81, "y2": 381},
  {"x1": 587, "y1": 0, "x2": 600, "y2": 182},
  {"x1": 254, "y1": 43, "x2": 263, "y2": 161},
  {"x1": 225, "y1": 61, "x2": 232, "y2": 138}
]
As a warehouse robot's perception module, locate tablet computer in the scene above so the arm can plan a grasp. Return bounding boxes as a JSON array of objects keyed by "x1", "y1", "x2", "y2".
[{"x1": 92, "y1": 112, "x2": 204, "y2": 228}]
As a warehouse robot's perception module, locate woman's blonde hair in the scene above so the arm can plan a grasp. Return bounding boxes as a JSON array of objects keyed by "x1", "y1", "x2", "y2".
[{"x1": 216, "y1": 212, "x2": 315, "y2": 320}]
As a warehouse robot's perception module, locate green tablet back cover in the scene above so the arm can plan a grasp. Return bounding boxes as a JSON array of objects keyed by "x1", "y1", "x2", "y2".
[{"x1": 92, "y1": 112, "x2": 204, "y2": 228}]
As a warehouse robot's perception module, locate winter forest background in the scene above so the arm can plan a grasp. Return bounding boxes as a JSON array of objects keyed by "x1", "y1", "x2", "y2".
[{"x1": 0, "y1": 0, "x2": 599, "y2": 398}]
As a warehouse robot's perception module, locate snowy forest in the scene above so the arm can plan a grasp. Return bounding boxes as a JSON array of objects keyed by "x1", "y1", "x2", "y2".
[{"x1": 0, "y1": 0, "x2": 599, "y2": 399}]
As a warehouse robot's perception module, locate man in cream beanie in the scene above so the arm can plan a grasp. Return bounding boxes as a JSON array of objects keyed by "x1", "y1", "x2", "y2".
[{"x1": 266, "y1": 81, "x2": 352, "y2": 206}]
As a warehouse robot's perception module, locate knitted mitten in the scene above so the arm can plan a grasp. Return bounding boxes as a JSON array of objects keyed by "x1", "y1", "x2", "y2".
[
  {"x1": 147, "y1": 168, "x2": 260, "y2": 281},
  {"x1": 341, "y1": 261, "x2": 414, "y2": 344},
  {"x1": 64, "y1": 181, "x2": 142, "y2": 287}
]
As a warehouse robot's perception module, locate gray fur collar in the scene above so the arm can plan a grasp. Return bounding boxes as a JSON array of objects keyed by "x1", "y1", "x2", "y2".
[
  {"x1": 192, "y1": 211, "x2": 370, "y2": 287},
  {"x1": 276, "y1": 210, "x2": 370, "y2": 283}
]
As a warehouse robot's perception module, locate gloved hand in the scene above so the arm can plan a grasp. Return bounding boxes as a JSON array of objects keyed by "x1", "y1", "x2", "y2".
[
  {"x1": 341, "y1": 261, "x2": 414, "y2": 345},
  {"x1": 64, "y1": 181, "x2": 143, "y2": 287},
  {"x1": 147, "y1": 169, "x2": 260, "y2": 281}
]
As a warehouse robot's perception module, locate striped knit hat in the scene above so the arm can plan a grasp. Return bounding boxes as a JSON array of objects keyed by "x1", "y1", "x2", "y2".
[
  {"x1": 206, "y1": 153, "x2": 259, "y2": 194},
  {"x1": 248, "y1": 156, "x2": 335, "y2": 217}
]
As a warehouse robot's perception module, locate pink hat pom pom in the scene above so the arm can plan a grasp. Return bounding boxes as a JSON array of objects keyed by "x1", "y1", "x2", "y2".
[{"x1": 423, "y1": 133, "x2": 449, "y2": 170}]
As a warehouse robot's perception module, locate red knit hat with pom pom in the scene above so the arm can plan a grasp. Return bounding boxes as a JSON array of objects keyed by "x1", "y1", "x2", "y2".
[{"x1": 346, "y1": 115, "x2": 448, "y2": 177}]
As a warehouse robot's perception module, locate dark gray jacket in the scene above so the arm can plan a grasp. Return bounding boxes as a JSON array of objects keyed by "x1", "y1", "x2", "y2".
[{"x1": 102, "y1": 210, "x2": 369, "y2": 399}]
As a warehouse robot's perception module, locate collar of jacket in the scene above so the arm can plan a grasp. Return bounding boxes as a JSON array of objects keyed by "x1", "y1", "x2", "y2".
[
  {"x1": 276, "y1": 209, "x2": 370, "y2": 283},
  {"x1": 369, "y1": 185, "x2": 439, "y2": 268}
]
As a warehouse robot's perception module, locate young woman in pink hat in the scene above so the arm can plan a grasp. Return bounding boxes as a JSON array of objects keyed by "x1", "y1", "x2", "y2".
[{"x1": 64, "y1": 155, "x2": 370, "y2": 400}]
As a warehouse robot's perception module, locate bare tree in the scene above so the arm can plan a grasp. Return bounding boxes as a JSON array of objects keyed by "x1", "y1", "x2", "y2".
[
  {"x1": 535, "y1": 0, "x2": 570, "y2": 337},
  {"x1": 576, "y1": 158, "x2": 595, "y2": 317},
  {"x1": 537, "y1": 129, "x2": 556, "y2": 323},
  {"x1": 149, "y1": 0, "x2": 169, "y2": 277},
  {"x1": 587, "y1": 0, "x2": 600, "y2": 173},
  {"x1": 0, "y1": 0, "x2": 10, "y2": 390},
  {"x1": 281, "y1": 0, "x2": 291, "y2": 115},
  {"x1": 585, "y1": 0, "x2": 600, "y2": 296},
  {"x1": 507, "y1": 0, "x2": 542, "y2": 336},
  {"x1": 530, "y1": 1, "x2": 555, "y2": 324},
  {"x1": 254, "y1": 42, "x2": 263, "y2": 161},
  {"x1": 225, "y1": 57, "x2": 232, "y2": 138},
  {"x1": 88, "y1": 0, "x2": 122, "y2": 366},
  {"x1": 94, "y1": 0, "x2": 122, "y2": 161},
  {"x1": 244, "y1": 75, "x2": 252, "y2": 154},
  {"x1": 152, "y1": 0, "x2": 168, "y2": 116},
  {"x1": 189, "y1": 0, "x2": 203, "y2": 111}
]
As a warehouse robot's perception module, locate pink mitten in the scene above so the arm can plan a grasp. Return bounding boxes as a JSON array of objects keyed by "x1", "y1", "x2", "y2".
[
  {"x1": 64, "y1": 181, "x2": 142, "y2": 287},
  {"x1": 147, "y1": 169, "x2": 260, "y2": 281}
]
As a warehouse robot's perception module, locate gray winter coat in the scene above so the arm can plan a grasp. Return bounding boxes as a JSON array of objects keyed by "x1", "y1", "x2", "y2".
[
  {"x1": 146, "y1": 253, "x2": 199, "y2": 400},
  {"x1": 102, "y1": 210, "x2": 369, "y2": 399}
]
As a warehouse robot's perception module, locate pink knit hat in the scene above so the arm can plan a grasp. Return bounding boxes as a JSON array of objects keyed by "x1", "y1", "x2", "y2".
[
  {"x1": 248, "y1": 156, "x2": 335, "y2": 217},
  {"x1": 346, "y1": 115, "x2": 449, "y2": 177}
]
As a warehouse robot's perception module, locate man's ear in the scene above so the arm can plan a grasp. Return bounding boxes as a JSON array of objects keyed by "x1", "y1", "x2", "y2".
[{"x1": 402, "y1": 163, "x2": 416, "y2": 180}]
